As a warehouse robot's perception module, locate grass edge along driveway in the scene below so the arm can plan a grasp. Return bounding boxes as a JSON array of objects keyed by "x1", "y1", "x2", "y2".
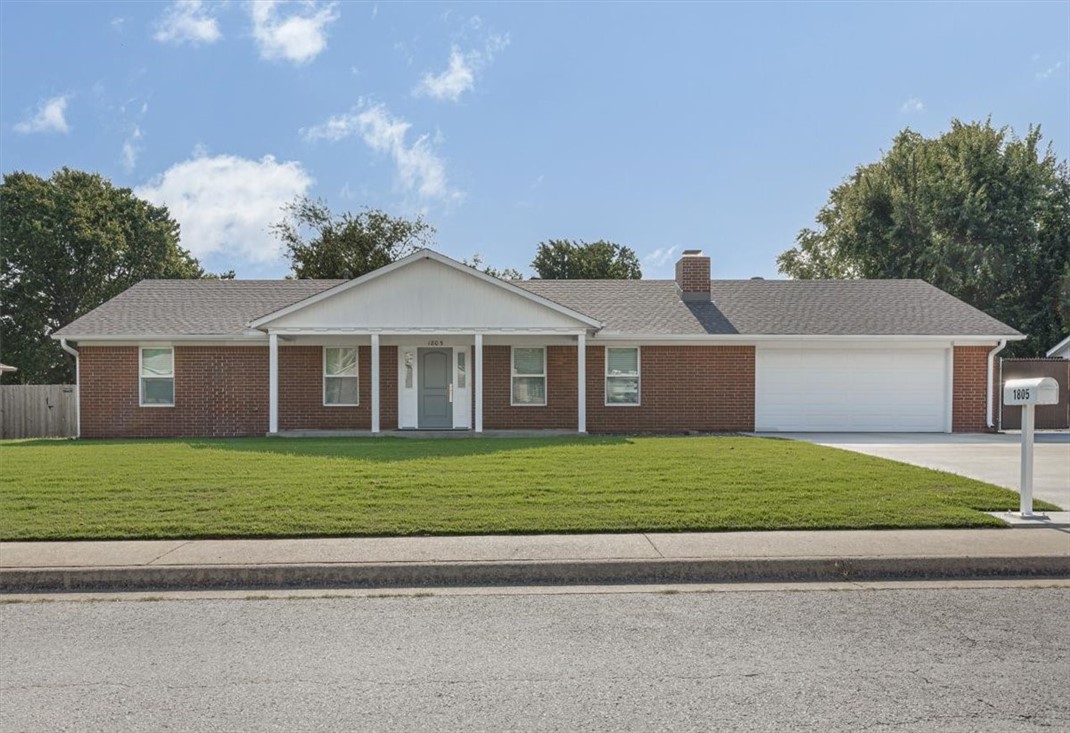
[{"x1": 0, "y1": 435, "x2": 1051, "y2": 541}]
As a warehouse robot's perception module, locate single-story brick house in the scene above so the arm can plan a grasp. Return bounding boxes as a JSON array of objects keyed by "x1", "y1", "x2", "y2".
[{"x1": 52, "y1": 248, "x2": 1022, "y2": 438}]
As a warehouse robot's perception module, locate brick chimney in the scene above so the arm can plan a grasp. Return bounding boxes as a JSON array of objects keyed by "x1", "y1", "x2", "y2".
[{"x1": 675, "y1": 249, "x2": 711, "y2": 301}]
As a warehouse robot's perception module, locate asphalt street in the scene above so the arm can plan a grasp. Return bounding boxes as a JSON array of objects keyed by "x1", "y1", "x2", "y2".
[{"x1": 1, "y1": 585, "x2": 1068, "y2": 732}]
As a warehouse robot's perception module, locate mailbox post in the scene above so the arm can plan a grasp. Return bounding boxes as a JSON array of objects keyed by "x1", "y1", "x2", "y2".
[{"x1": 1003, "y1": 377, "x2": 1060, "y2": 518}]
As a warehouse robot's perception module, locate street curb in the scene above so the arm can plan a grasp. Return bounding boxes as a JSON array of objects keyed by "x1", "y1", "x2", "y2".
[{"x1": 3, "y1": 555, "x2": 1068, "y2": 593}]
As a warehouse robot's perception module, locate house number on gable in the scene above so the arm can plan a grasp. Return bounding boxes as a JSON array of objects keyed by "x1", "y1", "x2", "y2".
[{"x1": 427, "y1": 340, "x2": 444, "y2": 347}]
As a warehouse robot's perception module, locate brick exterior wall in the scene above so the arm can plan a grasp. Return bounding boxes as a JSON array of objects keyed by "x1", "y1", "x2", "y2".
[
  {"x1": 675, "y1": 255, "x2": 711, "y2": 296},
  {"x1": 480, "y1": 344, "x2": 755, "y2": 433},
  {"x1": 586, "y1": 345, "x2": 755, "y2": 433},
  {"x1": 482, "y1": 345, "x2": 578, "y2": 429},
  {"x1": 278, "y1": 345, "x2": 398, "y2": 431},
  {"x1": 79, "y1": 342, "x2": 988, "y2": 437},
  {"x1": 80, "y1": 346, "x2": 269, "y2": 438},
  {"x1": 952, "y1": 345, "x2": 995, "y2": 432}
]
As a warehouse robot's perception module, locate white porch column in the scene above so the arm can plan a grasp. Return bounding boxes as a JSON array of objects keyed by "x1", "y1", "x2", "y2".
[
  {"x1": 475, "y1": 333, "x2": 484, "y2": 433},
  {"x1": 577, "y1": 332, "x2": 587, "y2": 433},
  {"x1": 371, "y1": 333, "x2": 381, "y2": 434},
  {"x1": 268, "y1": 332, "x2": 279, "y2": 434}
]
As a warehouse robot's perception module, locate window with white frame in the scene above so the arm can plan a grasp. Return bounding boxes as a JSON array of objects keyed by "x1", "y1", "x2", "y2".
[
  {"x1": 140, "y1": 347, "x2": 174, "y2": 407},
  {"x1": 511, "y1": 347, "x2": 546, "y2": 406},
  {"x1": 605, "y1": 347, "x2": 640, "y2": 405},
  {"x1": 324, "y1": 347, "x2": 359, "y2": 406}
]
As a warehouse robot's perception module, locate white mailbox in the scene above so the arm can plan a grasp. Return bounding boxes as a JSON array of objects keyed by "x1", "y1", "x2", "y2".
[
  {"x1": 1003, "y1": 377, "x2": 1059, "y2": 406},
  {"x1": 1003, "y1": 377, "x2": 1060, "y2": 519}
]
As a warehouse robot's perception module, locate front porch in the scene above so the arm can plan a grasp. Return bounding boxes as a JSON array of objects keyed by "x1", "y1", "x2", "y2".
[
  {"x1": 266, "y1": 331, "x2": 591, "y2": 435},
  {"x1": 251, "y1": 250, "x2": 605, "y2": 436}
]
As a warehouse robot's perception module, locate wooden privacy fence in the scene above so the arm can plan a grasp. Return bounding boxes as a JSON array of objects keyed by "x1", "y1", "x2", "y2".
[
  {"x1": 1001, "y1": 359, "x2": 1069, "y2": 430},
  {"x1": 0, "y1": 385, "x2": 78, "y2": 439}
]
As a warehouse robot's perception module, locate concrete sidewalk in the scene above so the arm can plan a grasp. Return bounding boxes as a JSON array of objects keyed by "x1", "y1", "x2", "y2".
[{"x1": 2, "y1": 529, "x2": 1068, "y2": 593}]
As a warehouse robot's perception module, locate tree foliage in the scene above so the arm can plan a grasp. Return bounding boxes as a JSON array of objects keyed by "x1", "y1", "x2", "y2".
[
  {"x1": 461, "y1": 253, "x2": 523, "y2": 280},
  {"x1": 273, "y1": 197, "x2": 435, "y2": 279},
  {"x1": 1, "y1": 168, "x2": 205, "y2": 383},
  {"x1": 531, "y1": 239, "x2": 642, "y2": 279},
  {"x1": 778, "y1": 120, "x2": 1070, "y2": 356}
]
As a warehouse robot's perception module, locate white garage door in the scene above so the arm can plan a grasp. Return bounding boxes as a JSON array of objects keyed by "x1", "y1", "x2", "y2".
[{"x1": 755, "y1": 347, "x2": 950, "y2": 432}]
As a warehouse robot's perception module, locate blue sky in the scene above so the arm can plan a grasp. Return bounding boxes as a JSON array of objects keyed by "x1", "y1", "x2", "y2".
[{"x1": 2, "y1": 1, "x2": 1067, "y2": 280}]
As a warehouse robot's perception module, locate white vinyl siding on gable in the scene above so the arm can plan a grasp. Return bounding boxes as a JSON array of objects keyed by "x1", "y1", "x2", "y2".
[
  {"x1": 605, "y1": 347, "x2": 640, "y2": 406},
  {"x1": 140, "y1": 347, "x2": 174, "y2": 407},
  {"x1": 511, "y1": 347, "x2": 546, "y2": 406},
  {"x1": 324, "y1": 347, "x2": 359, "y2": 406}
]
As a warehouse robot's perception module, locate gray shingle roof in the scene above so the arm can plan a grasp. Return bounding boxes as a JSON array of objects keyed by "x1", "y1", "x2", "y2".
[
  {"x1": 517, "y1": 279, "x2": 1022, "y2": 336},
  {"x1": 54, "y1": 280, "x2": 343, "y2": 338},
  {"x1": 54, "y1": 276, "x2": 1021, "y2": 339}
]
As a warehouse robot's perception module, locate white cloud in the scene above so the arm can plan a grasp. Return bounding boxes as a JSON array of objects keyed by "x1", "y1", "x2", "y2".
[
  {"x1": 122, "y1": 126, "x2": 143, "y2": 173},
  {"x1": 900, "y1": 97, "x2": 924, "y2": 114},
  {"x1": 415, "y1": 49, "x2": 476, "y2": 102},
  {"x1": 14, "y1": 95, "x2": 70, "y2": 134},
  {"x1": 1037, "y1": 60, "x2": 1064, "y2": 80},
  {"x1": 250, "y1": 0, "x2": 339, "y2": 64},
  {"x1": 136, "y1": 153, "x2": 313, "y2": 264},
  {"x1": 643, "y1": 246, "x2": 679, "y2": 270},
  {"x1": 303, "y1": 103, "x2": 460, "y2": 202},
  {"x1": 153, "y1": 0, "x2": 222, "y2": 45},
  {"x1": 414, "y1": 33, "x2": 509, "y2": 102}
]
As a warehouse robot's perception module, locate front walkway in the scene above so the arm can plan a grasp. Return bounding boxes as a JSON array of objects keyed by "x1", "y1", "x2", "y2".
[{"x1": 767, "y1": 432, "x2": 1070, "y2": 510}]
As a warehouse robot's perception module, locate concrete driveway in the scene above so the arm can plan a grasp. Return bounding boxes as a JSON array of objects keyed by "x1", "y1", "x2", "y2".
[{"x1": 763, "y1": 432, "x2": 1070, "y2": 510}]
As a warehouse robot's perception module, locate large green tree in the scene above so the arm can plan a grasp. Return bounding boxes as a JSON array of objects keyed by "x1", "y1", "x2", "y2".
[
  {"x1": 273, "y1": 196, "x2": 435, "y2": 279},
  {"x1": 778, "y1": 120, "x2": 1070, "y2": 356},
  {"x1": 531, "y1": 240, "x2": 642, "y2": 279},
  {"x1": 1, "y1": 168, "x2": 206, "y2": 384}
]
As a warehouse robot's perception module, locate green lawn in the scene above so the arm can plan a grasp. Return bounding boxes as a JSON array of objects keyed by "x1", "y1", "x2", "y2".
[{"x1": 0, "y1": 435, "x2": 1050, "y2": 541}]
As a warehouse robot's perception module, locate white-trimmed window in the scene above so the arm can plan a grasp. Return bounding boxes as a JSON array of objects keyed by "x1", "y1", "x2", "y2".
[
  {"x1": 324, "y1": 347, "x2": 359, "y2": 406},
  {"x1": 511, "y1": 346, "x2": 546, "y2": 406},
  {"x1": 605, "y1": 347, "x2": 640, "y2": 406},
  {"x1": 140, "y1": 347, "x2": 174, "y2": 407}
]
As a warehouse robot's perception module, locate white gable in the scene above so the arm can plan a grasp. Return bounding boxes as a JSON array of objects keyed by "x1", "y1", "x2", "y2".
[{"x1": 260, "y1": 255, "x2": 597, "y2": 332}]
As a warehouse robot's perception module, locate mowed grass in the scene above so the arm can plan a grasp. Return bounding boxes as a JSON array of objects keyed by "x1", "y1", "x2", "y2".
[{"x1": 0, "y1": 435, "x2": 1050, "y2": 541}]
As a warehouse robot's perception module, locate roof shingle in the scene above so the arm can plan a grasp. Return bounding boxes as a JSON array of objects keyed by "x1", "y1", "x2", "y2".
[
  {"x1": 54, "y1": 280, "x2": 342, "y2": 338},
  {"x1": 53, "y1": 276, "x2": 1021, "y2": 339}
]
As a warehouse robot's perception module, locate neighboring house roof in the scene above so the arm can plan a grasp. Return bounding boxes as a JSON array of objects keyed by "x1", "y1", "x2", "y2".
[
  {"x1": 54, "y1": 275, "x2": 1022, "y2": 340},
  {"x1": 1046, "y1": 334, "x2": 1070, "y2": 358}
]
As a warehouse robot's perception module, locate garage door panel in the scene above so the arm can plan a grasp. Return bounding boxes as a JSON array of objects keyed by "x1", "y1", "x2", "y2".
[{"x1": 755, "y1": 347, "x2": 948, "y2": 432}]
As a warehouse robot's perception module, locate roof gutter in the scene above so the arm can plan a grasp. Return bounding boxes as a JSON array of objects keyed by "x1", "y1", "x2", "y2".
[
  {"x1": 58, "y1": 338, "x2": 81, "y2": 439},
  {"x1": 987, "y1": 339, "x2": 1007, "y2": 431}
]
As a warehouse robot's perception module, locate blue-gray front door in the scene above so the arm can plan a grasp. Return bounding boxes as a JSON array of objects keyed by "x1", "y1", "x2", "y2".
[{"x1": 418, "y1": 348, "x2": 452, "y2": 428}]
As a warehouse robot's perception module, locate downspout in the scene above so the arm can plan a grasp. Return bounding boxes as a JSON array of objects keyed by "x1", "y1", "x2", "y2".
[
  {"x1": 59, "y1": 338, "x2": 80, "y2": 438},
  {"x1": 986, "y1": 339, "x2": 1007, "y2": 431}
]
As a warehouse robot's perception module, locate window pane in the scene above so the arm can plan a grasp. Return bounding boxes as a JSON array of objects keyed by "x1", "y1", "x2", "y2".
[
  {"x1": 513, "y1": 347, "x2": 544, "y2": 375},
  {"x1": 457, "y1": 351, "x2": 466, "y2": 389},
  {"x1": 142, "y1": 378, "x2": 174, "y2": 405},
  {"x1": 141, "y1": 348, "x2": 173, "y2": 377},
  {"x1": 404, "y1": 351, "x2": 414, "y2": 389},
  {"x1": 325, "y1": 347, "x2": 357, "y2": 376},
  {"x1": 325, "y1": 376, "x2": 358, "y2": 405},
  {"x1": 607, "y1": 348, "x2": 638, "y2": 376},
  {"x1": 512, "y1": 376, "x2": 546, "y2": 405},
  {"x1": 606, "y1": 377, "x2": 639, "y2": 404}
]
